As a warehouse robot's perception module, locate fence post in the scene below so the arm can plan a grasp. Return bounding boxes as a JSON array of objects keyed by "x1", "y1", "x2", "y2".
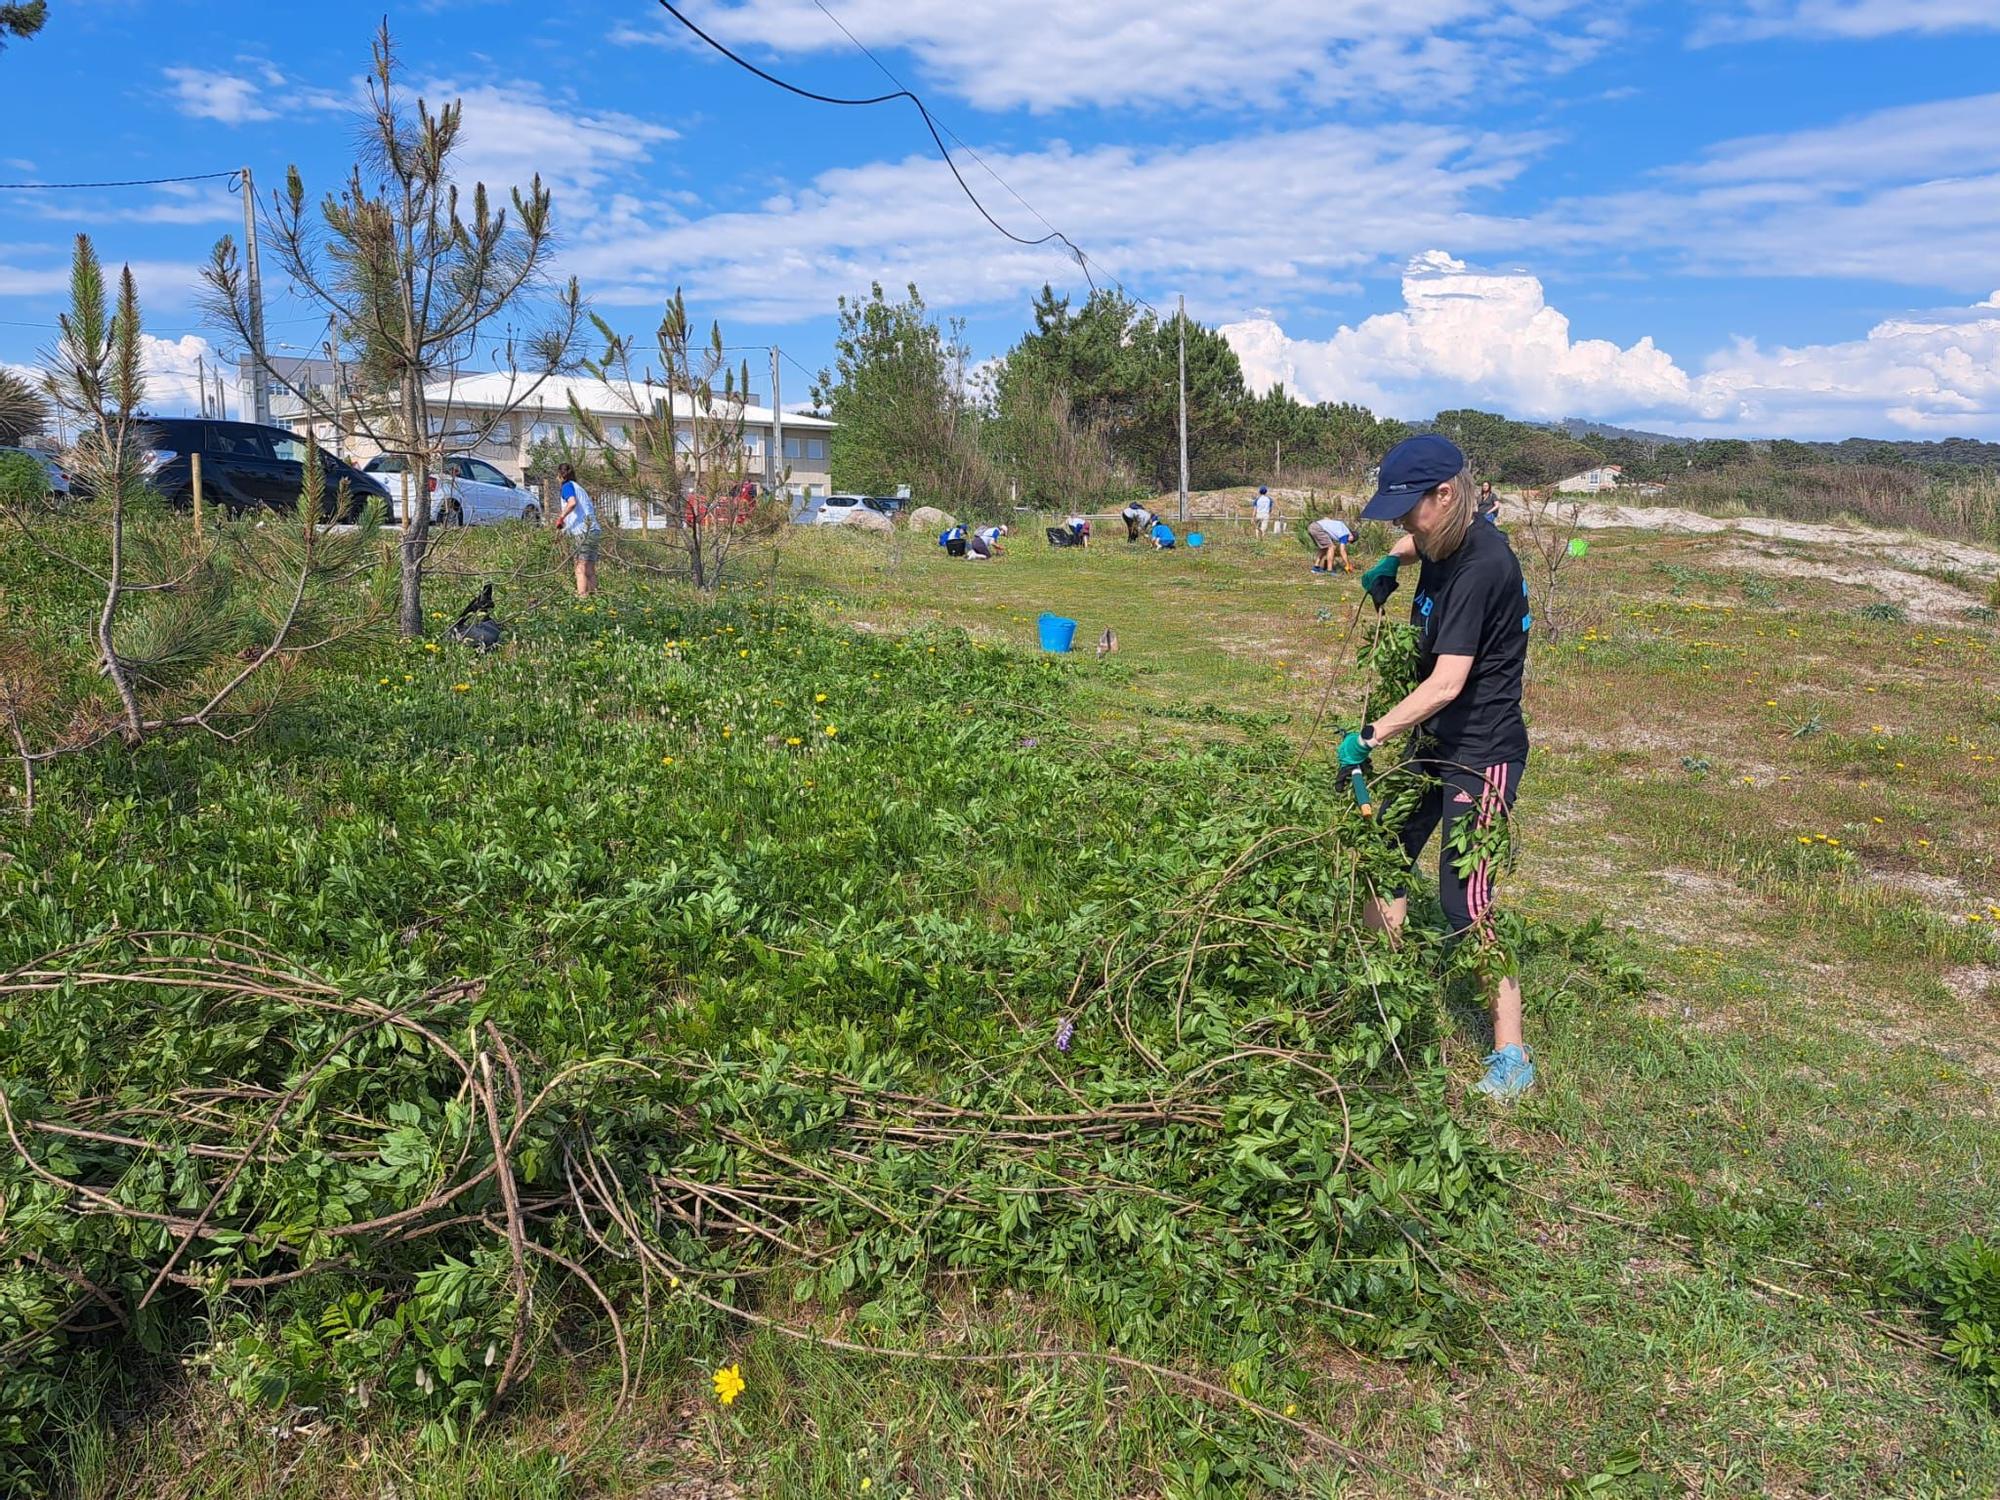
[{"x1": 191, "y1": 450, "x2": 205, "y2": 539}]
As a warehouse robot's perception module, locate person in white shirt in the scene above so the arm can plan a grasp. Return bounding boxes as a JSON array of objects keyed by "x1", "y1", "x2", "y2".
[
  {"x1": 1306, "y1": 515, "x2": 1354, "y2": 574},
  {"x1": 555, "y1": 462, "x2": 602, "y2": 597},
  {"x1": 1252, "y1": 485, "x2": 1274, "y2": 537},
  {"x1": 968, "y1": 523, "x2": 1007, "y2": 559},
  {"x1": 1065, "y1": 513, "x2": 1090, "y2": 547}
]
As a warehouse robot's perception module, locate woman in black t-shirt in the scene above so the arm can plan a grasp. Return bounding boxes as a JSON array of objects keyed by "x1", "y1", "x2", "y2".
[{"x1": 1339, "y1": 435, "x2": 1536, "y2": 1100}]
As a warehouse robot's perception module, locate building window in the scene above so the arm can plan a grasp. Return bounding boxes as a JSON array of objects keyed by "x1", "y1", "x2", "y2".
[
  {"x1": 742, "y1": 432, "x2": 764, "y2": 457},
  {"x1": 783, "y1": 435, "x2": 827, "y2": 461},
  {"x1": 491, "y1": 421, "x2": 511, "y2": 444}
]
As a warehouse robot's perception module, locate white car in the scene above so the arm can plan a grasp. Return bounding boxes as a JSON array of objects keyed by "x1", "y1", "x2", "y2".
[
  {"x1": 807, "y1": 493, "x2": 889, "y2": 526},
  {"x1": 362, "y1": 453, "x2": 543, "y2": 526}
]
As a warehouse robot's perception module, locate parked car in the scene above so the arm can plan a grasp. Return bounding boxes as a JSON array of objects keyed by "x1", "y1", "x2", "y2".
[
  {"x1": 864, "y1": 495, "x2": 908, "y2": 518},
  {"x1": 362, "y1": 452, "x2": 543, "y2": 526},
  {"x1": 0, "y1": 445, "x2": 69, "y2": 502},
  {"x1": 136, "y1": 418, "x2": 388, "y2": 521},
  {"x1": 809, "y1": 493, "x2": 881, "y2": 526}
]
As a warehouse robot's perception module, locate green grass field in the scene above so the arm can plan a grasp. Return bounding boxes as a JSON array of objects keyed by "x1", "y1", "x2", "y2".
[{"x1": 4, "y1": 514, "x2": 1997, "y2": 1499}]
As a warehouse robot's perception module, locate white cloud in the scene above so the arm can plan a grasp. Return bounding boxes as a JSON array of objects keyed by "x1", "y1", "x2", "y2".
[
  {"x1": 561, "y1": 123, "x2": 1538, "y2": 321},
  {"x1": 2, "y1": 337, "x2": 242, "y2": 423},
  {"x1": 1223, "y1": 252, "x2": 1702, "y2": 422},
  {"x1": 633, "y1": 0, "x2": 1606, "y2": 113},
  {"x1": 163, "y1": 66, "x2": 277, "y2": 125},
  {"x1": 1536, "y1": 93, "x2": 2000, "y2": 292},
  {"x1": 138, "y1": 334, "x2": 243, "y2": 417},
  {"x1": 1694, "y1": 0, "x2": 2000, "y2": 44},
  {"x1": 439, "y1": 82, "x2": 678, "y2": 223},
  {"x1": 1223, "y1": 251, "x2": 2000, "y2": 437}
]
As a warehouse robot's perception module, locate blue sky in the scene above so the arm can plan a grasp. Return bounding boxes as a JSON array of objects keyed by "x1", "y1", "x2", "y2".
[{"x1": 4, "y1": 0, "x2": 2000, "y2": 437}]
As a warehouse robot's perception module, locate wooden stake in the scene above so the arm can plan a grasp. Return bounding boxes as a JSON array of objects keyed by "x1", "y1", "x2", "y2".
[{"x1": 191, "y1": 450, "x2": 205, "y2": 539}]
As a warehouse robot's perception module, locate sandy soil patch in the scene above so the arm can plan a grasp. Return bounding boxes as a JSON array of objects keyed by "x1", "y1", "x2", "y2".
[
  {"x1": 1500, "y1": 499, "x2": 2000, "y2": 580},
  {"x1": 1709, "y1": 545, "x2": 1985, "y2": 626}
]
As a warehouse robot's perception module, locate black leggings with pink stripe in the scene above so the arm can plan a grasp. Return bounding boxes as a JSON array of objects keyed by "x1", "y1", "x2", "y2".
[{"x1": 1393, "y1": 758, "x2": 1525, "y2": 939}]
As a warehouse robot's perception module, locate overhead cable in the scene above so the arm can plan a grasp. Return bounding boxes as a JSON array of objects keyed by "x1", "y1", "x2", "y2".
[{"x1": 650, "y1": 0, "x2": 1094, "y2": 286}]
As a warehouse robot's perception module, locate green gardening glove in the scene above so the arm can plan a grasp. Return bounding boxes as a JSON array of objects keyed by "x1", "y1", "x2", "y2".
[
  {"x1": 1337, "y1": 730, "x2": 1373, "y2": 770},
  {"x1": 1360, "y1": 554, "x2": 1400, "y2": 609}
]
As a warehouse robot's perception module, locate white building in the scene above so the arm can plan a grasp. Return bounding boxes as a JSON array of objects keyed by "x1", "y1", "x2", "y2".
[
  {"x1": 1554, "y1": 465, "x2": 1622, "y2": 494},
  {"x1": 275, "y1": 369, "x2": 835, "y2": 500}
]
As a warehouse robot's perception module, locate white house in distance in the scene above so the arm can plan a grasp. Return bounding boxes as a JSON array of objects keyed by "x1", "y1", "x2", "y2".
[
  {"x1": 1555, "y1": 464, "x2": 1622, "y2": 494},
  {"x1": 270, "y1": 366, "x2": 835, "y2": 501}
]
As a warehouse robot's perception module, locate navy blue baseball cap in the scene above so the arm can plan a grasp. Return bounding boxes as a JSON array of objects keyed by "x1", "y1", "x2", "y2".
[{"x1": 1363, "y1": 434, "x2": 1465, "y2": 521}]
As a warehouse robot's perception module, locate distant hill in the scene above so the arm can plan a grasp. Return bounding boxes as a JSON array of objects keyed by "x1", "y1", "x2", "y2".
[{"x1": 1557, "y1": 418, "x2": 1685, "y2": 447}]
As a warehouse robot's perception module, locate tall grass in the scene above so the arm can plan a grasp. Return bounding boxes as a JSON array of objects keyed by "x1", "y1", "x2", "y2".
[{"x1": 1634, "y1": 464, "x2": 2000, "y2": 545}]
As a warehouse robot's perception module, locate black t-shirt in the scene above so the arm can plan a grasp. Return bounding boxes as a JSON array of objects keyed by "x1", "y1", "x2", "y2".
[{"x1": 1408, "y1": 519, "x2": 1530, "y2": 765}]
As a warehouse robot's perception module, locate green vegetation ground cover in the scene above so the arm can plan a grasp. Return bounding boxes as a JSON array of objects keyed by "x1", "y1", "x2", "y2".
[
  {"x1": 0, "y1": 537, "x2": 1597, "y2": 1498},
  {"x1": 4, "y1": 523, "x2": 1998, "y2": 1498}
]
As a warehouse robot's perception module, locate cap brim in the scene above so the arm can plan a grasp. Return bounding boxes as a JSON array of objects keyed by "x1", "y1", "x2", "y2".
[{"x1": 1361, "y1": 487, "x2": 1422, "y2": 522}]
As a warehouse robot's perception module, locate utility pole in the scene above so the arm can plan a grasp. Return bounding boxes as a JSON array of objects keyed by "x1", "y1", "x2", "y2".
[
  {"x1": 196, "y1": 353, "x2": 208, "y2": 417},
  {"x1": 241, "y1": 165, "x2": 272, "y2": 427},
  {"x1": 769, "y1": 345, "x2": 784, "y2": 499},
  {"x1": 1176, "y1": 294, "x2": 1190, "y2": 524}
]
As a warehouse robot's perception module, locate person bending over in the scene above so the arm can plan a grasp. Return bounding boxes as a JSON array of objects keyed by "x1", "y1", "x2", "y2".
[{"x1": 1307, "y1": 514, "x2": 1354, "y2": 574}]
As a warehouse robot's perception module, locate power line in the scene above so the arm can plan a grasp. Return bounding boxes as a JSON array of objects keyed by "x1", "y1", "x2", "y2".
[
  {"x1": 0, "y1": 169, "x2": 241, "y2": 191},
  {"x1": 651, "y1": 0, "x2": 1094, "y2": 281},
  {"x1": 808, "y1": 0, "x2": 1164, "y2": 315}
]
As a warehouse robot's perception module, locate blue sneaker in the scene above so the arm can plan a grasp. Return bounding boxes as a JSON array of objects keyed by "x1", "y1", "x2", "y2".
[
  {"x1": 1309, "y1": 565, "x2": 1327, "y2": 574},
  {"x1": 1474, "y1": 1044, "x2": 1535, "y2": 1100}
]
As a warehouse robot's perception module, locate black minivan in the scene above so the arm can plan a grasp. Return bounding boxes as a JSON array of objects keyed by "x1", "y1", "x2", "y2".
[{"x1": 141, "y1": 418, "x2": 390, "y2": 520}]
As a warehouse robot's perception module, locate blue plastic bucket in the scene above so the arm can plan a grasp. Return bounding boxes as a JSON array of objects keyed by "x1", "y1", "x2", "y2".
[
  {"x1": 1037, "y1": 613, "x2": 1078, "y2": 653},
  {"x1": 1187, "y1": 532, "x2": 1205, "y2": 547}
]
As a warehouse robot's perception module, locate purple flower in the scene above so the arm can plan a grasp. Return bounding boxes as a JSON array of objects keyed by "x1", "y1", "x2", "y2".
[
  {"x1": 1054, "y1": 1017, "x2": 1075, "y2": 1053},
  {"x1": 1019, "y1": 736, "x2": 1039, "y2": 749}
]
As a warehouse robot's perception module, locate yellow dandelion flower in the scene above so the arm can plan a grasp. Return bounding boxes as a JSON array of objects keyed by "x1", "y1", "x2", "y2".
[
  {"x1": 402, "y1": 673, "x2": 414, "y2": 682},
  {"x1": 1764, "y1": 699, "x2": 1776, "y2": 706},
  {"x1": 661, "y1": 755, "x2": 675, "y2": 766},
  {"x1": 451, "y1": 682, "x2": 470, "y2": 692},
  {"x1": 1918, "y1": 838, "x2": 1931, "y2": 846},
  {"x1": 425, "y1": 642, "x2": 440, "y2": 652},
  {"x1": 1798, "y1": 836, "x2": 1812, "y2": 844},
  {"x1": 815, "y1": 692, "x2": 828, "y2": 703},
  {"x1": 378, "y1": 677, "x2": 390, "y2": 686},
  {"x1": 739, "y1": 649, "x2": 750, "y2": 658},
  {"x1": 787, "y1": 736, "x2": 802, "y2": 746},
  {"x1": 1827, "y1": 837, "x2": 1841, "y2": 847},
  {"x1": 1872, "y1": 817, "x2": 1884, "y2": 824},
  {"x1": 825, "y1": 725, "x2": 839, "y2": 737},
  {"x1": 712, "y1": 1363, "x2": 745, "y2": 1406}
]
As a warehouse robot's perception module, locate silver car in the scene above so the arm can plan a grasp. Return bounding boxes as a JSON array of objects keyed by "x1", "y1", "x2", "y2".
[{"x1": 362, "y1": 453, "x2": 543, "y2": 526}]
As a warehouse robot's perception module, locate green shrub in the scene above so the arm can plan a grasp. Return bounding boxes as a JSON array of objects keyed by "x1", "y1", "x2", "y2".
[
  {"x1": 0, "y1": 586, "x2": 1504, "y2": 1491},
  {"x1": 1892, "y1": 1235, "x2": 2000, "y2": 1404}
]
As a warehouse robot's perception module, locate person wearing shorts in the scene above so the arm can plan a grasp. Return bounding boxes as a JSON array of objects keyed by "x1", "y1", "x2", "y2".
[
  {"x1": 1150, "y1": 520, "x2": 1177, "y2": 549},
  {"x1": 1307, "y1": 516, "x2": 1354, "y2": 574},
  {"x1": 1338, "y1": 435, "x2": 1535, "y2": 1099},
  {"x1": 1253, "y1": 485, "x2": 1274, "y2": 537},
  {"x1": 556, "y1": 463, "x2": 601, "y2": 598}
]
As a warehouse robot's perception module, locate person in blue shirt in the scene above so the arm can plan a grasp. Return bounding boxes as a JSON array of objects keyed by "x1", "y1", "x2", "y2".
[
  {"x1": 1150, "y1": 520, "x2": 1177, "y2": 550},
  {"x1": 555, "y1": 463, "x2": 601, "y2": 598},
  {"x1": 1307, "y1": 515, "x2": 1355, "y2": 573},
  {"x1": 938, "y1": 524, "x2": 967, "y2": 555}
]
